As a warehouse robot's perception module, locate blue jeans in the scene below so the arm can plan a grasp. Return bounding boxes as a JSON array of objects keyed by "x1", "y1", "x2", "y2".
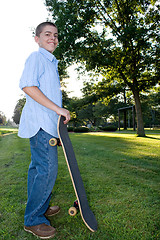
[{"x1": 24, "y1": 129, "x2": 58, "y2": 226}]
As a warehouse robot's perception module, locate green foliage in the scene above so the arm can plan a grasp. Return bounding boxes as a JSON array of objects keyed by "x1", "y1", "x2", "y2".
[
  {"x1": 74, "y1": 126, "x2": 89, "y2": 133},
  {"x1": 61, "y1": 83, "x2": 160, "y2": 129},
  {"x1": 12, "y1": 97, "x2": 26, "y2": 124},
  {"x1": 46, "y1": 0, "x2": 160, "y2": 86},
  {"x1": 100, "y1": 125, "x2": 117, "y2": 132},
  {"x1": 45, "y1": 0, "x2": 160, "y2": 136},
  {"x1": 141, "y1": 86, "x2": 160, "y2": 127},
  {"x1": 67, "y1": 126, "x2": 74, "y2": 132},
  {"x1": 0, "y1": 111, "x2": 6, "y2": 125}
]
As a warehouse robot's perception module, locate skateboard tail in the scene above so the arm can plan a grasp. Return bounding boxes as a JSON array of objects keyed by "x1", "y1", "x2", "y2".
[
  {"x1": 60, "y1": 142, "x2": 97, "y2": 232},
  {"x1": 77, "y1": 195, "x2": 98, "y2": 232},
  {"x1": 57, "y1": 116, "x2": 98, "y2": 232}
]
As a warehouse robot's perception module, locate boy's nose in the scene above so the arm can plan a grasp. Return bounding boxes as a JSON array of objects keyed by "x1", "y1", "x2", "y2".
[{"x1": 50, "y1": 35, "x2": 56, "y2": 40}]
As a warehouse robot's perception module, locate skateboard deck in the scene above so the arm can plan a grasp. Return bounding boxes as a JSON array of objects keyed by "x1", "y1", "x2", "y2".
[{"x1": 57, "y1": 115, "x2": 98, "y2": 232}]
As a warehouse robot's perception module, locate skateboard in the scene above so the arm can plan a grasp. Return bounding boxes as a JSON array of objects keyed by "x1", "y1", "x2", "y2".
[{"x1": 57, "y1": 115, "x2": 98, "y2": 232}]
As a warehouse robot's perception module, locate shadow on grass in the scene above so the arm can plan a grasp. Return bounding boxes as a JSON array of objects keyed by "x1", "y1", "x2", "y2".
[{"x1": 145, "y1": 135, "x2": 160, "y2": 140}]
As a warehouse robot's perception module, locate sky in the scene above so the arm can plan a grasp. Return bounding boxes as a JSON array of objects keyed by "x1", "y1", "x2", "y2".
[{"x1": 0, "y1": 0, "x2": 83, "y2": 120}]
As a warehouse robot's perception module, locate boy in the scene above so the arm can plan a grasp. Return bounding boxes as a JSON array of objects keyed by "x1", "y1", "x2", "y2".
[{"x1": 18, "y1": 22, "x2": 70, "y2": 239}]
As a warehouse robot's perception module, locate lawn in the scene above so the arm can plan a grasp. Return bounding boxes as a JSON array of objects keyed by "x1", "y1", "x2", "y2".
[{"x1": 0, "y1": 130, "x2": 159, "y2": 239}]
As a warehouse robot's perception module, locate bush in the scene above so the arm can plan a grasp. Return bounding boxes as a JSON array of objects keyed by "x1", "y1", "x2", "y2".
[
  {"x1": 89, "y1": 126, "x2": 100, "y2": 132},
  {"x1": 100, "y1": 125, "x2": 117, "y2": 132},
  {"x1": 67, "y1": 126, "x2": 74, "y2": 132},
  {"x1": 74, "y1": 127, "x2": 90, "y2": 133}
]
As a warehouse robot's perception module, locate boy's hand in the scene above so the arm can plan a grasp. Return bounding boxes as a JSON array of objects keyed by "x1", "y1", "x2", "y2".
[{"x1": 57, "y1": 108, "x2": 70, "y2": 124}]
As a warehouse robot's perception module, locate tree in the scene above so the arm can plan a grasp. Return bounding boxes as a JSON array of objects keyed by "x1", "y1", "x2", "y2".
[
  {"x1": 0, "y1": 111, "x2": 6, "y2": 125},
  {"x1": 45, "y1": 0, "x2": 160, "y2": 136},
  {"x1": 12, "y1": 98, "x2": 26, "y2": 124}
]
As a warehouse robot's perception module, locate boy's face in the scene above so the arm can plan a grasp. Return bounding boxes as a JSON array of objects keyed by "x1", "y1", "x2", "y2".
[{"x1": 35, "y1": 25, "x2": 58, "y2": 53}]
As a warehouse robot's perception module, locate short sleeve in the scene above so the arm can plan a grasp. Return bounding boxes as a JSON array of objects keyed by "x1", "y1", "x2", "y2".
[{"x1": 19, "y1": 52, "x2": 44, "y2": 90}]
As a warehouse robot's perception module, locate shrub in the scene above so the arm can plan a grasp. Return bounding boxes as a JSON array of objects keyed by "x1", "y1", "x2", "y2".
[
  {"x1": 100, "y1": 125, "x2": 117, "y2": 132},
  {"x1": 74, "y1": 127, "x2": 90, "y2": 133},
  {"x1": 67, "y1": 126, "x2": 75, "y2": 132},
  {"x1": 89, "y1": 126, "x2": 100, "y2": 132}
]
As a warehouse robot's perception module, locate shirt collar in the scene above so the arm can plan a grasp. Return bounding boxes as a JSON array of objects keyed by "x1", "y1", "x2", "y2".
[{"x1": 39, "y1": 47, "x2": 57, "y2": 62}]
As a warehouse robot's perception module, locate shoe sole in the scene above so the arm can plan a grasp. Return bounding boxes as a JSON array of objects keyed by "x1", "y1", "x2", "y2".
[{"x1": 24, "y1": 227, "x2": 56, "y2": 239}]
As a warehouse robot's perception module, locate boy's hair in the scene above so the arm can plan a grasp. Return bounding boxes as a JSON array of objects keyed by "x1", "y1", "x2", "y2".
[{"x1": 35, "y1": 22, "x2": 57, "y2": 37}]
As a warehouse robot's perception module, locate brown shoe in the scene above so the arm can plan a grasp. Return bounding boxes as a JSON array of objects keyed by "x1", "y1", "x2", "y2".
[
  {"x1": 24, "y1": 223, "x2": 56, "y2": 239},
  {"x1": 45, "y1": 206, "x2": 60, "y2": 217}
]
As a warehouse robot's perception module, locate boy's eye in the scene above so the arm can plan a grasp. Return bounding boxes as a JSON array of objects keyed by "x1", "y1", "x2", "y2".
[{"x1": 44, "y1": 32, "x2": 58, "y2": 38}]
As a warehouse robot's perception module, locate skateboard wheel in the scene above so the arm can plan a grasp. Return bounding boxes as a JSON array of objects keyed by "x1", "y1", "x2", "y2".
[
  {"x1": 68, "y1": 207, "x2": 77, "y2": 216},
  {"x1": 49, "y1": 138, "x2": 57, "y2": 146}
]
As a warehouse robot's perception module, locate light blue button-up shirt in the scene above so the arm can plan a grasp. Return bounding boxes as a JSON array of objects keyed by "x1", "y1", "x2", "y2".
[{"x1": 18, "y1": 48, "x2": 62, "y2": 138}]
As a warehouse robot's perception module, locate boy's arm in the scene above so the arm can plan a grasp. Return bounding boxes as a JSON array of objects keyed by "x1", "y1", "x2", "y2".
[{"x1": 23, "y1": 86, "x2": 70, "y2": 124}]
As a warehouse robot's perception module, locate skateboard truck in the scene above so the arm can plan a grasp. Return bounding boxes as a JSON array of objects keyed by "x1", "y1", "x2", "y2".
[
  {"x1": 68, "y1": 200, "x2": 79, "y2": 216},
  {"x1": 49, "y1": 138, "x2": 61, "y2": 147}
]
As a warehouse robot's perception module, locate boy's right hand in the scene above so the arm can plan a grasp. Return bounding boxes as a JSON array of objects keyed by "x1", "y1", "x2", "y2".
[{"x1": 57, "y1": 108, "x2": 70, "y2": 124}]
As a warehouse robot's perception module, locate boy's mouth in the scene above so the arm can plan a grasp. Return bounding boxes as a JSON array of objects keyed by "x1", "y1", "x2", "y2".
[{"x1": 47, "y1": 41, "x2": 54, "y2": 45}]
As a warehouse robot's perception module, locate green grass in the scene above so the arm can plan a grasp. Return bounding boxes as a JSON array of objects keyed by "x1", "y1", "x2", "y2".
[{"x1": 0, "y1": 131, "x2": 159, "y2": 239}]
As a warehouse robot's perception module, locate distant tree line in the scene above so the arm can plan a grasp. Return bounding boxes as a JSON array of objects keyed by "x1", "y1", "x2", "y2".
[{"x1": 12, "y1": 84, "x2": 160, "y2": 129}]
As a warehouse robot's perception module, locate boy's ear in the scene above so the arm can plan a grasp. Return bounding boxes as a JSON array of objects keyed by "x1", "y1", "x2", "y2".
[{"x1": 34, "y1": 36, "x2": 39, "y2": 44}]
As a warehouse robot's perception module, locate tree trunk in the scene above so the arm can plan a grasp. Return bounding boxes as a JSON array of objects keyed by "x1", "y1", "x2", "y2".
[
  {"x1": 132, "y1": 89, "x2": 145, "y2": 137},
  {"x1": 123, "y1": 89, "x2": 127, "y2": 129}
]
